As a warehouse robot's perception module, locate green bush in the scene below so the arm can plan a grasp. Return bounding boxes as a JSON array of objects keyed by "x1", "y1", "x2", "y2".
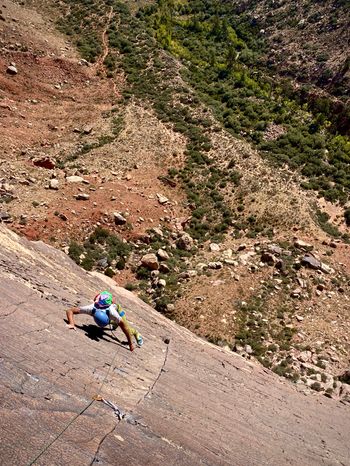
[
  {"x1": 310, "y1": 381, "x2": 323, "y2": 392},
  {"x1": 344, "y1": 208, "x2": 350, "y2": 226},
  {"x1": 136, "y1": 266, "x2": 151, "y2": 280},
  {"x1": 68, "y1": 241, "x2": 83, "y2": 264},
  {"x1": 125, "y1": 282, "x2": 138, "y2": 291}
]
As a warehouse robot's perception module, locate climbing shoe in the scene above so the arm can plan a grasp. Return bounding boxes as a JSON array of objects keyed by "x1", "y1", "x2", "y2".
[{"x1": 136, "y1": 334, "x2": 144, "y2": 347}]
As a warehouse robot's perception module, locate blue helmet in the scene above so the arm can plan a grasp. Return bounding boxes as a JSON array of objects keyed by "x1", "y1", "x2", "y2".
[{"x1": 93, "y1": 310, "x2": 110, "y2": 328}]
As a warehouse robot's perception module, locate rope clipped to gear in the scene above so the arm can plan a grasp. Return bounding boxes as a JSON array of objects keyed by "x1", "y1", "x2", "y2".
[
  {"x1": 26, "y1": 337, "x2": 121, "y2": 466},
  {"x1": 94, "y1": 395, "x2": 126, "y2": 421}
]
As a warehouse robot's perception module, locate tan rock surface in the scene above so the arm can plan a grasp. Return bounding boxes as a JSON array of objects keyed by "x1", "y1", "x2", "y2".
[{"x1": 0, "y1": 226, "x2": 349, "y2": 465}]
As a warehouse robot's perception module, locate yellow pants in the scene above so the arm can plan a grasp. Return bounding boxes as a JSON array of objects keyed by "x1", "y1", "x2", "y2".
[{"x1": 112, "y1": 314, "x2": 140, "y2": 342}]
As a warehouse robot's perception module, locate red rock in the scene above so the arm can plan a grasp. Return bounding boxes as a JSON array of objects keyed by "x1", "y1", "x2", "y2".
[{"x1": 33, "y1": 157, "x2": 56, "y2": 169}]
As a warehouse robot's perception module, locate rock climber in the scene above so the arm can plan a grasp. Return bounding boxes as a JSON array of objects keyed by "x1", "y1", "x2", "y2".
[{"x1": 66, "y1": 290, "x2": 143, "y2": 352}]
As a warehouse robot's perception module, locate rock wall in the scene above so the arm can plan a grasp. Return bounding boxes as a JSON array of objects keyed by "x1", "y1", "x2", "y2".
[{"x1": 0, "y1": 226, "x2": 349, "y2": 465}]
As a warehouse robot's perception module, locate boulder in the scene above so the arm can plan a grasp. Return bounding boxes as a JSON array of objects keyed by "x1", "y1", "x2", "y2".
[
  {"x1": 261, "y1": 252, "x2": 277, "y2": 265},
  {"x1": 224, "y1": 259, "x2": 237, "y2": 266},
  {"x1": 340, "y1": 384, "x2": 350, "y2": 404},
  {"x1": 234, "y1": 344, "x2": 245, "y2": 354},
  {"x1": 49, "y1": 179, "x2": 59, "y2": 190},
  {"x1": 301, "y1": 254, "x2": 321, "y2": 270},
  {"x1": 83, "y1": 125, "x2": 93, "y2": 134},
  {"x1": 296, "y1": 277, "x2": 307, "y2": 288},
  {"x1": 298, "y1": 351, "x2": 312, "y2": 363},
  {"x1": 152, "y1": 227, "x2": 163, "y2": 237},
  {"x1": 97, "y1": 257, "x2": 108, "y2": 269},
  {"x1": 177, "y1": 233, "x2": 193, "y2": 251},
  {"x1": 222, "y1": 249, "x2": 233, "y2": 259},
  {"x1": 75, "y1": 193, "x2": 90, "y2": 201},
  {"x1": 179, "y1": 270, "x2": 197, "y2": 279},
  {"x1": 0, "y1": 212, "x2": 12, "y2": 223},
  {"x1": 33, "y1": 157, "x2": 55, "y2": 169},
  {"x1": 157, "y1": 249, "x2": 169, "y2": 261},
  {"x1": 6, "y1": 65, "x2": 17, "y2": 75},
  {"x1": 66, "y1": 176, "x2": 85, "y2": 183},
  {"x1": 208, "y1": 261, "x2": 223, "y2": 270},
  {"x1": 291, "y1": 288, "x2": 302, "y2": 298},
  {"x1": 209, "y1": 243, "x2": 220, "y2": 252},
  {"x1": 156, "y1": 193, "x2": 169, "y2": 205},
  {"x1": 320, "y1": 262, "x2": 334, "y2": 274},
  {"x1": 141, "y1": 253, "x2": 159, "y2": 270},
  {"x1": 267, "y1": 244, "x2": 283, "y2": 256},
  {"x1": 138, "y1": 234, "x2": 151, "y2": 244},
  {"x1": 294, "y1": 239, "x2": 313, "y2": 251},
  {"x1": 238, "y1": 253, "x2": 254, "y2": 266},
  {"x1": 1, "y1": 183, "x2": 13, "y2": 192},
  {"x1": 159, "y1": 263, "x2": 170, "y2": 273},
  {"x1": 113, "y1": 212, "x2": 127, "y2": 225}
]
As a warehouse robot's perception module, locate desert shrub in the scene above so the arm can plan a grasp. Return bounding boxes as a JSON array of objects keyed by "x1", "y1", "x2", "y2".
[
  {"x1": 125, "y1": 282, "x2": 138, "y2": 291},
  {"x1": 105, "y1": 268, "x2": 115, "y2": 277},
  {"x1": 68, "y1": 241, "x2": 84, "y2": 264},
  {"x1": 344, "y1": 208, "x2": 350, "y2": 226},
  {"x1": 315, "y1": 209, "x2": 341, "y2": 237},
  {"x1": 310, "y1": 381, "x2": 323, "y2": 392},
  {"x1": 136, "y1": 266, "x2": 151, "y2": 280}
]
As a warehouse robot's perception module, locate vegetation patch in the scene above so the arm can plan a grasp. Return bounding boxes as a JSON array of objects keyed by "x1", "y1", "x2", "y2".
[
  {"x1": 68, "y1": 227, "x2": 131, "y2": 273},
  {"x1": 139, "y1": 0, "x2": 349, "y2": 204}
]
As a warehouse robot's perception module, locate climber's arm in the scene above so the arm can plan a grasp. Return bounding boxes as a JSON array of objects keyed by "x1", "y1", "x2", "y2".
[{"x1": 66, "y1": 307, "x2": 80, "y2": 330}]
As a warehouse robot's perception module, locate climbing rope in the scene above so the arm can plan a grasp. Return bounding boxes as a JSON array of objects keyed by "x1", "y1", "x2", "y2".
[{"x1": 26, "y1": 336, "x2": 121, "y2": 466}]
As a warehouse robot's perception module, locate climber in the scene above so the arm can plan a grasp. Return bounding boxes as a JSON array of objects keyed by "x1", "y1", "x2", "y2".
[{"x1": 66, "y1": 290, "x2": 143, "y2": 352}]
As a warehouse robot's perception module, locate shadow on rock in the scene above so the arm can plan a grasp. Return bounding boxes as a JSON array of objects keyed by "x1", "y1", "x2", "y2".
[
  {"x1": 76, "y1": 323, "x2": 130, "y2": 349},
  {"x1": 79, "y1": 323, "x2": 106, "y2": 341}
]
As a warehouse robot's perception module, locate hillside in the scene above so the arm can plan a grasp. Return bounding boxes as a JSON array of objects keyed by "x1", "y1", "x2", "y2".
[
  {"x1": 0, "y1": 0, "x2": 349, "y2": 419},
  {"x1": 231, "y1": 0, "x2": 350, "y2": 98},
  {"x1": 1, "y1": 225, "x2": 350, "y2": 465}
]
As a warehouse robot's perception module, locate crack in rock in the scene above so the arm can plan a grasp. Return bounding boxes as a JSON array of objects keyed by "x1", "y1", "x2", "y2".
[
  {"x1": 137, "y1": 344, "x2": 169, "y2": 405},
  {"x1": 0, "y1": 293, "x2": 36, "y2": 318},
  {"x1": 90, "y1": 421, "x2": 118, "y2": 465}
]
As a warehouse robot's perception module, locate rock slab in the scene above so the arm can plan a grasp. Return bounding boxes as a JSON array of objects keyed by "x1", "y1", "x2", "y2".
[{"x1": 0, "y1": 226, "x2": 349, "y2": 466}]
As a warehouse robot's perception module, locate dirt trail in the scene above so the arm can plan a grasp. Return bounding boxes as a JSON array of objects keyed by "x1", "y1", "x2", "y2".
[
  {"x1": 94, "y1": 6, "x2": 122, "y2": 99},
  {"x1": 95, "y1": 6, "x2": 114, "y2": 71}
]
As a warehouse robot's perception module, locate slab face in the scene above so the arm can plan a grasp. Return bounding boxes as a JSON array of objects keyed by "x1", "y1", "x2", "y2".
[{"x1": 0, "y1": 226, "x2": 349, "y2": 466}]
